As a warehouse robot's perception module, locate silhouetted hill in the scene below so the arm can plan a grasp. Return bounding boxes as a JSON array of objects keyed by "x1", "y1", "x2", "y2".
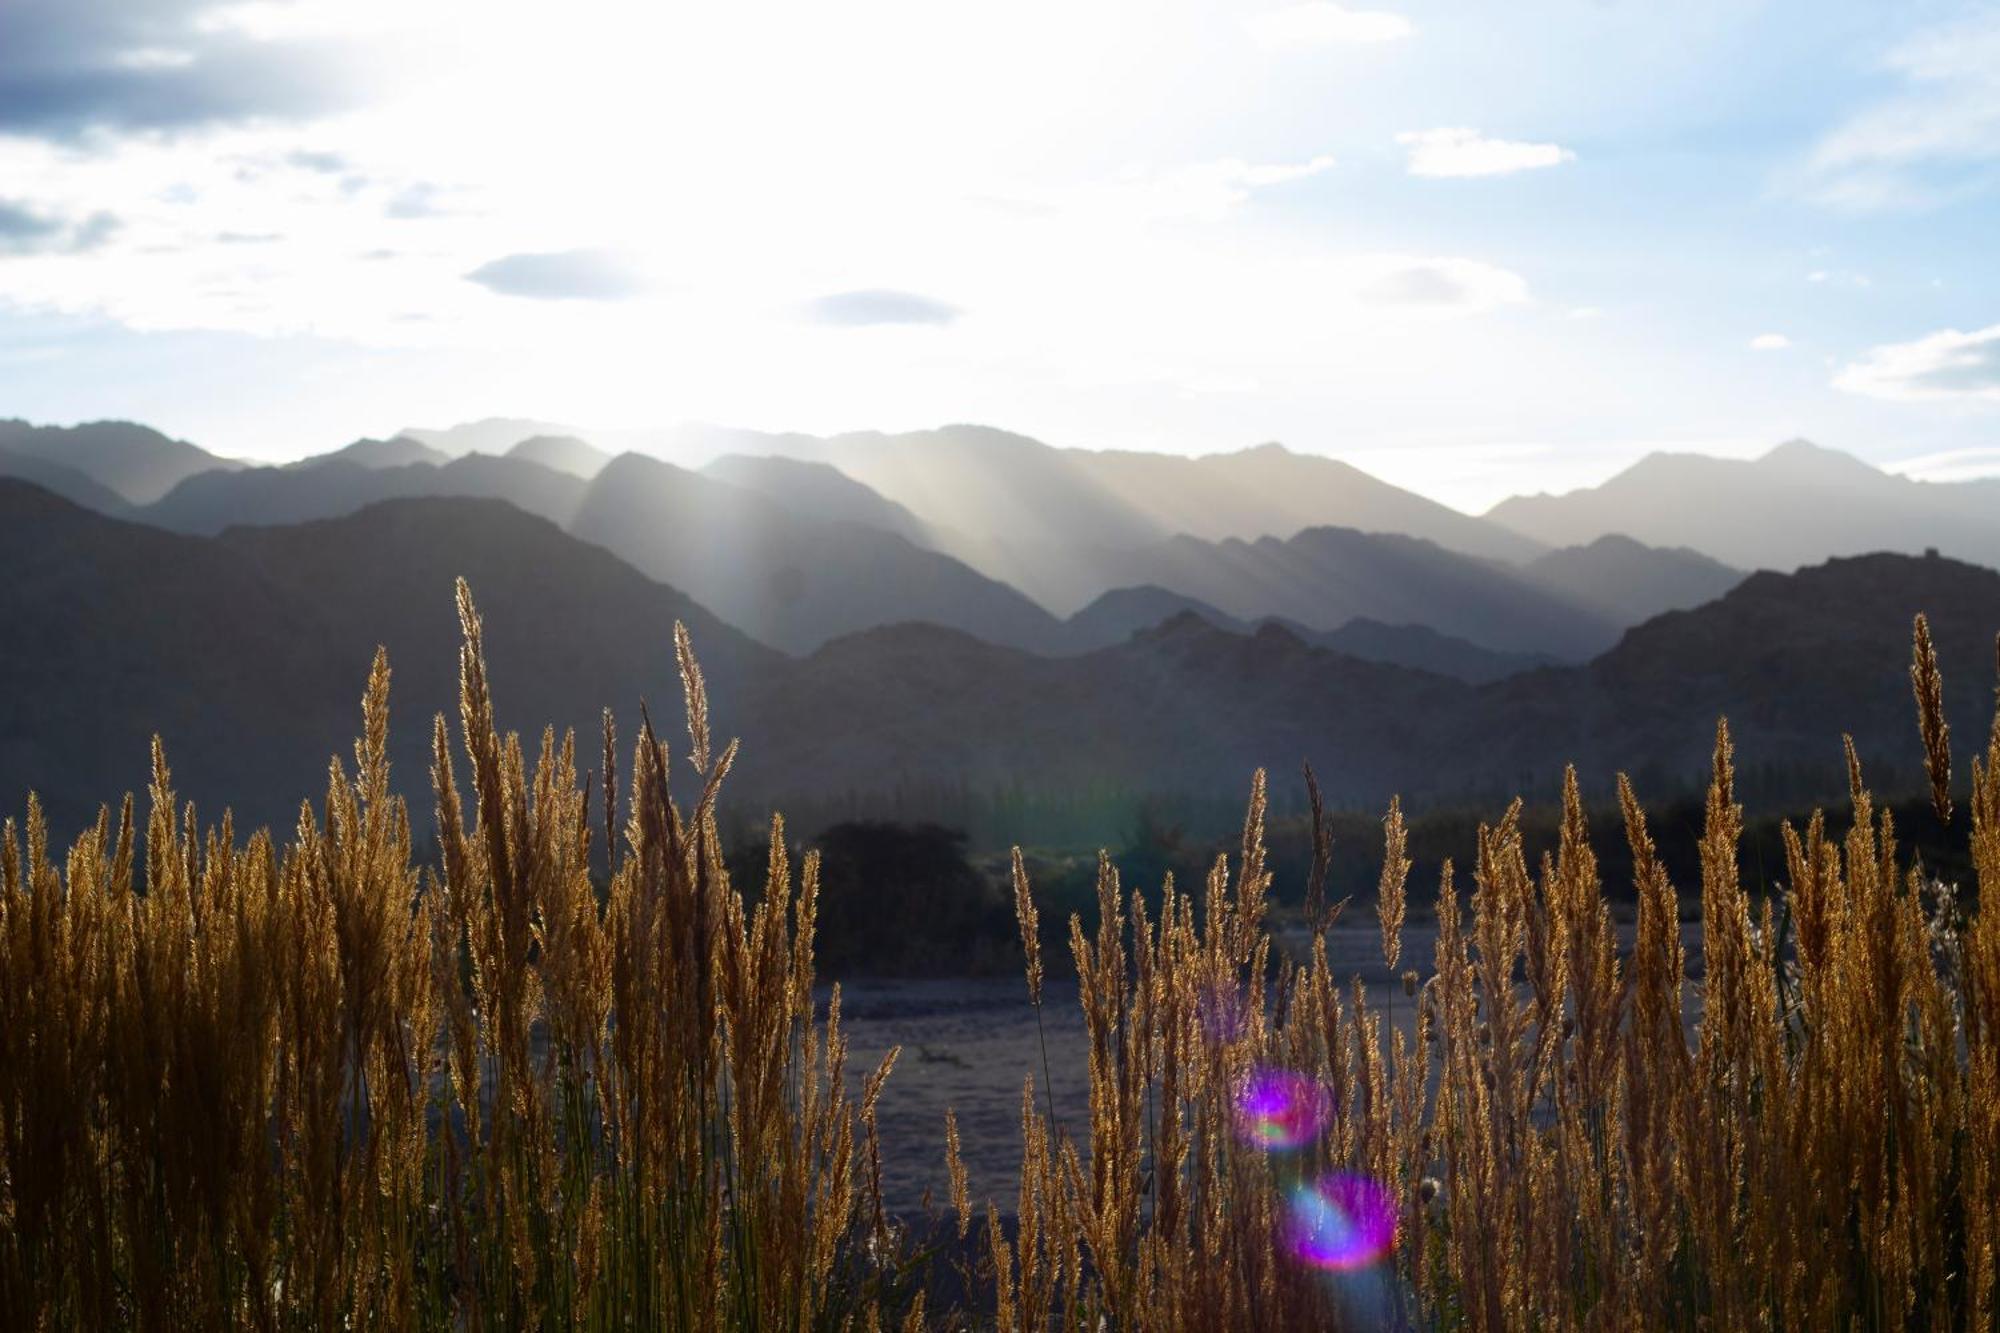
[
  {"x1": 1075, "y1": 525, "x2": 1621, "y2": 658},
  {"x1": 738, "y1": 615, "x2": 1466, "y2": 808},
  {"x1": 1481, "y1": 550, "x2": 2000, "y2": 798},
  {"x1": 144, "y1": 454, "x2": 586, "y2": 532},
  {"x1": 1309, "y1": 618, "x2": 1557, "y2": 684},
  {"x1": 570, "y1": 453, "x2": 1068, "y2": 654},
  {"x1": 1489, "y1": 440, "x2": 2000, "y2": 572},
  {"x1": 0, "y1": 418, "x2": 242, "y2": 503},
  {"x1": 0, "y1": 446, "x2": 133, "y2": 515},
  {"x1": 0, "y1": 481, "x2": 780, "y2": 839},
  {"x1": 218, "y1": 497, "x2": 782, "y2": 805},
  {"x1": 742, "y1": 551, "x2": 2000, "y2": 812},
  {"x1": 0, "y1": 480, "x2": 350, "y2": 838},
  {"x1": 5, "y1": 413, "x2": 1784, "y2": 666},
  {"x1": 1057, "y1": 588, "x2": 1551, "y2": 682},
  {"x1": 398, "y1": 417, "x2": 570, "y2": 456},
  {"x1": 1060, "y1": 586, "x2": 1253, "y2": 644},
  {"x1": 1521, "y1": 535, "x2": 1743, "y2": 622},
  {"x1": 8, "y1": 483, "x2": 1995, "y2": 845},
  {"x1": 300, "y1": 435, "x2": 449, "y2": 469}
]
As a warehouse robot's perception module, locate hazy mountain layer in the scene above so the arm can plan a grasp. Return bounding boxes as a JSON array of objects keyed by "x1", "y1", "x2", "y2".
[
  {"x1": 1068, "y1": 525, "x2": 1624, "y2": 658},
  {"x1": 299, "y1": 436, "x2": 450, "y2": 470},
  {"x1": 1489, "y1": 439, "x2": 2000, "y2": 572},
  {"x1": 671, "y1": 424, "x2": 1544, "y2": 589},
  {"x1": 569, "y1": 453, "x2": 1069, "y2": 655},
  {"x1": 9, "y1": 479, "x2": 1994, "y2": 848},
  {"x1": 1521, "y1": 535, "x2": 1742, "y2": 622},
  {"x1": 144, "y1": 454, "x2": 589, "y2": 532},
  {"x1": 1056, "y1": 586, "x2": 1557, "y2": 682},
  {"x1": 509, "y1": 434, "x2": 613, "y2": 478},
  {"x1": 0, "y1": 418, "x2": 242, "y2": 504},
  {"x1": 700, "y1": 453, "x2": 936, "y2": 547},
  {"x1": 0, "y1": 446, "x2": 133, "y2": 516}
]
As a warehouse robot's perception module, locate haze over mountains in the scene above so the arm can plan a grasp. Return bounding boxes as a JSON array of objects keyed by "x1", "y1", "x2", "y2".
[
  {"x1": 4, "y1": 411, "x2": 1998, "y2": 839},
  {"x1": 1490, "y1": 439, "x2": 2000, "y2": 572},
  {"x1": 0, "y1": 413, "x2": 1800, "y2": 665},
  {"x1": 0, "y1": 419, "x2": 241, "y2": 508},
  {"x1": 7, "y1": 477, "x2": 1995, "y2": 849}
]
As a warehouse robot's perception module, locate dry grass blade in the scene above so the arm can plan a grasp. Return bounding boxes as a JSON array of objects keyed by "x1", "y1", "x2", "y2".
[
  {"x1": 1378, "y1": 794, "x2": 1409, "y2": 972},
  {"x1": 1302, "y1": 759, "x2": 1334, "y2": 935},
  {"x1": 1912, "y1": 611, "x2": 1952, "y2": 824}
]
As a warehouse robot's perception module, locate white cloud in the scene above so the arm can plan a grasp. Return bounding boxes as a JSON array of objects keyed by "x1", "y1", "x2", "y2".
[
  {"x1": 1245, "y1": 3, "x2": 1414, "y2": 49},
  {"x1": 1397, "y1": 128, "x2": 1575, "y2": 178},
  {"x1": 1884, "y1": 447, "x2": 2000, "y2": 483},
  {"x1": 1352, "y1": 256, "x2": 1529, "y2": 312},
  {"x1": 1795, "y1": 13, "x2": 2000, "y2": 211},
  {"x1": 465, "y1": 249, "x2": 649, "y2": 301},
  {"x1": 804, "y1": 289, "x2": 959, "y2": 327},
  {"x1": 1749, "y1": 333, "x2": 1790, "y2": 351},
  {"x1": 1834, "y1": 324, "x2": 2000, "y2": 403}
]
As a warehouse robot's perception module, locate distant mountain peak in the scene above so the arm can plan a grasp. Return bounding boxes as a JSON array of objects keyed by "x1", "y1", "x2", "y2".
[
  {"x1": 507, "y1": 434, "x2": 611, "y2": 479},
  {"x1": 0, "y1": 417, "x2": 242, "y2": 504},
  {"x1": 302, "y1": 436, "x2": 448, "y2": 470},
  {"x1": 1757, "y1": 438, "x2": 1878, "y2": 476},
  {"x1": 398, "y1": 417, "x2": 571, "y2": 457},
  {"x1": 1139, "y1": 608, "x2": 1224, "y2": 641}
]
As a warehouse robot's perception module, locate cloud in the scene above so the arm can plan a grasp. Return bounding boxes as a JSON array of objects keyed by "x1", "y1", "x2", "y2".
[
  {"x1": 1246, "y1": 4, "x2": 1414, "y2": 49},
  {"x1": 1795, "y1": 14, "x2": 2000, "y2": 211},
  {"x1": 1884, "y1": 447, "x2": 2000, "y2": 483},
  {"x1": 385, "y1": 182, "x2": 448, "y2": 219},
  {"x1": 1834, "y1": 323, "x2": 2000, "y2": 402},
  {"x1": 804, "y1": 289, "x2": 960, "y2": 327},
  {"x1": 286, "y1": 149, "x2": 348, "y2": 174},
  {"x1": 0, "y1": 199, "x2": 119, "y2": 254},
  {"x1": 1398, "y1": 128, "x2": 1575, "y2": 178},
  {"x1": 1749, "y1": 333, "x2": 1791, "y2": 351},
  {"x1": 0, "y1": 0, "x2": 357, "y2": 141},
  {"x1": 1357, "y1": 258, "x2": 1529, "y2": 311},
  {"x1": 465, "y1": 249, "x2": 648, "y2": 301}
]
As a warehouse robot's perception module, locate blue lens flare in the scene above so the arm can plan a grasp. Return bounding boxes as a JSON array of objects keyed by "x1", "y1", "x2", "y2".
[{"x1": 1281, "y1": 1173, "x2": 1397, "y2": 1272}]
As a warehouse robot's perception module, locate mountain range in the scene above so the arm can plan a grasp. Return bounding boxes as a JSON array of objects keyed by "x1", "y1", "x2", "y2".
[
  {"x1": 7, "y1": 478, "x2": 1995, "y2": 848},
  {"x1": 1490, "y1": 439, "x2": 2000, "y2": 572},
  {"x1": 5, "y1": 413, "x2": 1996, "y2": 699},
  {"x1": 0, "y1": 418, "x2": 242, "y2": 507},
  {"x1": 7, "y1": 414, "x2": 1784, "y2": 666}
]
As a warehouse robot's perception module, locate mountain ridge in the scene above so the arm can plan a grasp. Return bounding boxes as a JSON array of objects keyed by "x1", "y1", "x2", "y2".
[
  {"x1": 1488, "y1": 438, "x2": 2000, "y2": 571},
  {"x1": 7, "y1": 477, "x2": 1993, "y2": 848}
]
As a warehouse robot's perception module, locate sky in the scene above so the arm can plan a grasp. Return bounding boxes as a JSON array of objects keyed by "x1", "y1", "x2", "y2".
[{"x1": 1, "y1": 0, "x2": 1998, "y2": 511}]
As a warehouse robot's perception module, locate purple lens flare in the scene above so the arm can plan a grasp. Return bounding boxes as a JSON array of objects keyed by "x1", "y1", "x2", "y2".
[
  {"x1": 1281, "y1": 1172, "x2": 1397, "y2": 1272},
  {"x1": 1234, "y1": 1067, "x2": 1331, "y2": 1150}
]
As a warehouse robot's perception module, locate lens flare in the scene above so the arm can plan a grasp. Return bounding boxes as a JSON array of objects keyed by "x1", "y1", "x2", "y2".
[
  {"x1": 1282, "y1": 1173, "x2": 1397, "y2": 1272},
  {"x1": 1234, "y1": 1068, "x2": 1331, "y2": 1150}
]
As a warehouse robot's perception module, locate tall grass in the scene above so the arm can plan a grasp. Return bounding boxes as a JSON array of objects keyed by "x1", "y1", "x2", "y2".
[{"x1": 2, "y1": 589, "x2": 1996, "y2": 1329}]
